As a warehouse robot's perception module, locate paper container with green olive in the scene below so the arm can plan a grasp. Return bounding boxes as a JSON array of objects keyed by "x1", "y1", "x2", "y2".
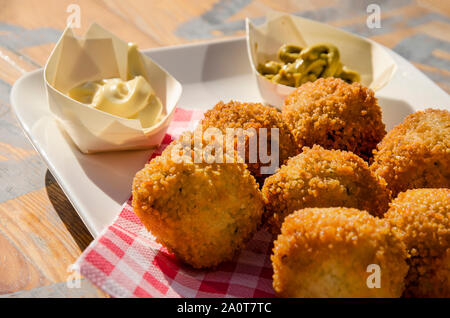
[
  {"x1": 246, "y1": 12, "x2": 397, "y2": 109},
  {"x1": 44, "y1": 23, "x2": 182, "y2": 153}
]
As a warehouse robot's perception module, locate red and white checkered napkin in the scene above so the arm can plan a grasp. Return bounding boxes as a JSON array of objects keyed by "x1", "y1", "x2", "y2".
[{"x1": 75, "y1": 108, "x2": 276, "y2": 298}]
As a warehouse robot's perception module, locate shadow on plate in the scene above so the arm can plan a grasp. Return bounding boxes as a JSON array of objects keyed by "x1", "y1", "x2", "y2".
[
  {"x1": 57, "y1": 124, "x2": 152, "y2": 206},
  {"x1": 45, "y1": 170, "x2": 93, "y2": 251},
  {"x1": 378, "y1": 97, "x2": 415, "y2": 131}
]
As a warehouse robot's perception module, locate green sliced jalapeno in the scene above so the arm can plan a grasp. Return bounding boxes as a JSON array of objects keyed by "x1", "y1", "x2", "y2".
[
  {"x1": 257, "y1": 42, "x2": 361, "y2": 87},
  {"x1": 278, "y1": 44, "x2": 303, "y2": 63},
  {"x1": 257, "y1": 60, "x2": 283, "y2": 75},
  {"x1": 339, "y1": 66, "x2": 361, "y2": 83}
]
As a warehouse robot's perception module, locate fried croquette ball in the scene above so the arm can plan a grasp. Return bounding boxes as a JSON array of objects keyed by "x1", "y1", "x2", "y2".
[
  {"x1": 385, "y1": 188, "x2": 450, "y2": 297},
  {"x1": 282, "y1": 77, "x2": 386, "y2": 161},
  {"x1": 132, "y1": 133, "x2": 264, "y2": 269},
  {"x1": 200, "y1": 101, "x2": 299, "y2": 179},
  {"x1": 371, "y1": 109, "x2": 450, "y2": 198},
  {"x1": 272, "y1": 208, "x2": 408, "y2": 298},
  {"x1": 262, "y1": 145, "x2": 391, "y2": 233}
]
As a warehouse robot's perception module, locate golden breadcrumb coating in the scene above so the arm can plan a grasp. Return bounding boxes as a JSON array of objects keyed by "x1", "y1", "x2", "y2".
[
  {"x1": 385, "y1": 188, "x2": 450, "y2": 297},
  {"x1": 132, "y1": 132, "x2": 264, "y2": 269},
  {"x1": 200, "y1": 100, "x2": 300, "y2": 180},
  {"x1": 262, "y1": 145, "x2": 391, "y2": 233},
  {"x1": 371, "y1": 109, "x2": 450, "y2": 198},
  {"x1": 272, "y1": 208, "x2": 408, "y2": 298},
  {"x1": 282, "y1": 77, "x2": 386, "y2": 161}
]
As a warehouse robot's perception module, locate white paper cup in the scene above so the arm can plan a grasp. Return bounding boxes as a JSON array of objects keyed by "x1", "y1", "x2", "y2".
[
  {"x1": 246, "y1": 12, "x2": 397, "y2": 109},
  {"x1": 44, "y1": 23, "x2": 182, "y2": 153}
]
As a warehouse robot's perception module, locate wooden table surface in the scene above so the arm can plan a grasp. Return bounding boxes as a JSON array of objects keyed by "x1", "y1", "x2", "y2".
[{"x1": 0, "y1": 0, "x2": 449, "y2": 298}]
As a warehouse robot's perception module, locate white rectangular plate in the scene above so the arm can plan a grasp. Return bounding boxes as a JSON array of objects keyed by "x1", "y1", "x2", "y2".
[{"x1": 11, "y1": 36, "x2": 450, "y2": 237}]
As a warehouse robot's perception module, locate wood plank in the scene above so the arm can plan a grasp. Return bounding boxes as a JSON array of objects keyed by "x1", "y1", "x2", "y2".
[
  {"x1": 0, "y1": 230, "x2": 48, "y2": 294},
  {"x1": 1, "y1": 279, "x2": 107, "y2": 298},
  {"x1": 0, "y1": 179, "x2": 93, "y2": 293}
]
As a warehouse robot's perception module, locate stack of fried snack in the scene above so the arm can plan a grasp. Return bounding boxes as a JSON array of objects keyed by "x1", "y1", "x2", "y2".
[{"x1": 132, "y1": 77, "x2": 449, "y2": 298}]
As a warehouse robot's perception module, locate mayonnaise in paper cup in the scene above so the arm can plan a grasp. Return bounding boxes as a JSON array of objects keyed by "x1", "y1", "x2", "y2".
[
  {"x1": 44, "y1": 23, "x2": 182, "y2": 153},
  {"x1": 246, "y1": 12, "x2": 397, "y2": 109}
]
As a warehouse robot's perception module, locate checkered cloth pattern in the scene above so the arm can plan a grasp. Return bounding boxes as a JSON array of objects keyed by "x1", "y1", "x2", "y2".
[{"x1": 75, "y1": 108, "x2": 276, "y2": 298}]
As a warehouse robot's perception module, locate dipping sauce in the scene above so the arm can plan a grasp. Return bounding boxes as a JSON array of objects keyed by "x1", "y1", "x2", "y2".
[
  {"x1": 68, "y1": 43, "x2": 163, "y2": 129},
  {"x1": 257, "y1": 43, "x2": 361, "y2": 88}
]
